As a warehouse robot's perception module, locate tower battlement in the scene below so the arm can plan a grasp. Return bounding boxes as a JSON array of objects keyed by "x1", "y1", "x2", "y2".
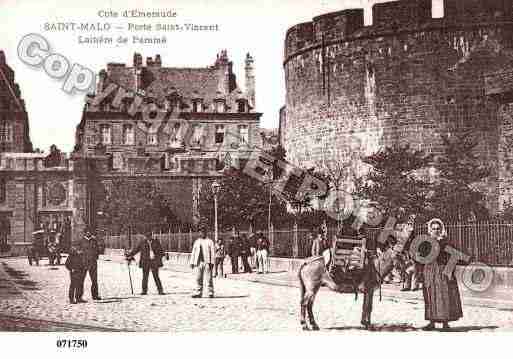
[{"x1": 285, "y1": 0, "x2": 513, "y2": 60}]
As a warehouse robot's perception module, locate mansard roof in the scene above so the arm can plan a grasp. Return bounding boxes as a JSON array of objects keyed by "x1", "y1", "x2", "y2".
[{"x1": 99, "y1": 51, "x2": 251, "y2": 111}]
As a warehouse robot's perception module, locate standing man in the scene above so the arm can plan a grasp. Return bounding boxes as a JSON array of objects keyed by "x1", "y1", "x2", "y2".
[
  {"x1": 65, "y1": 243, "x2": 86, "y2": 304},
  {"x1": 248, "y1": 232, "x2": 257, "y2": 270},
  {"x1": 126, "y1": 231, "x2": 165, "y2": 295},
  {"x1": 256, "y1": 232, "x2": 270, "y2": 274},
  {"x1": 228, "y1": 231, "x2": 240, "y2": 274},
  {"x1": 78, "y1": 229, "x2": 102, "y2": 301},
  {"x1": 190, "y1": 226, "x2": 215, "y2": 298},
  {"x1": 239, "y1": 233, "x2": 252, "y2": 273},
  {"x1": 47, "y1": 230, "x2": 59, "y2": 266},
  {"x1": 311, "y1": 229, "x2": 329, "y2": 257}
]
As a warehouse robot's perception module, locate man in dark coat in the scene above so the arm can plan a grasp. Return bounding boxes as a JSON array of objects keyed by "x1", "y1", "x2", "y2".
[
  {"x1": 228, "y1": 232, "x2": 240, "y2": 274},
  {"x1": 255, "y1": 232, "x2": 270, "y2": 274},
  {"x1": 65, "y1": 244, "x2": 86, "y2": 304},
  {"x1": 239, "y1": 233, "x2": 252, "y2": 273},
  {"x1": 126, "y1": 232, "x2": 165, "y2": 295},
  {"x1": 78, "y1": 229, "x2": 102, "y2": 301}
]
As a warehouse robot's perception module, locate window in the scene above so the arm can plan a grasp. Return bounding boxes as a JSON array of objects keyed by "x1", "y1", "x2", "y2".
[
  {"x1": 100, "y1": 125, "x2": 111, "y2": 144},
  {"x1": 238, "y1": 125, "x2": 249, "y2": 144},
  {"x1": 214, "y1": 100, "x2": 225, "y2": 113},
  {"x1": 0, "y1": 121, "x2": 13, "y2": 143},
  {"x1": 147, "y1": 133, "x2": 158, "y2": 145},
  {"x1": 215, "y1": 125, "x2": 225, "y2": 144},
  {"x1": 123, "y1": 124, "x2": 134, "y2": 145},
  {"x1": 192, "y1": 125, "x2": 204, "y2": 147},
  {"x1": 192, "y1": 100, "x2": 202, "y2": 113},
  {"x1": 237, "y1": 100, "x2": 247, "y2": 113},
  {"x1": 169, "y1": 122, "x2": 182, "y2": 148},
  {"x1": 112, "y1": 152, "x2": 124, "y2": 170}
]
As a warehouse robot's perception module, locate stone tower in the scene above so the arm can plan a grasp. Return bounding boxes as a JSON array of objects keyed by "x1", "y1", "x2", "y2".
[{"x1": 280, "y1": 0, "x2": 513, "y2": 213}]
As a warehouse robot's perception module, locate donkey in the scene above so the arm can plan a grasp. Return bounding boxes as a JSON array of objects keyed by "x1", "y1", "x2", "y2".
[{"x1": 298, "y1": 219, "x2": 415, "y2": 330}]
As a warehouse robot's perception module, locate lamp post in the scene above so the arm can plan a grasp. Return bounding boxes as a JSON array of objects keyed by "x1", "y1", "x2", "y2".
[{"x1": 211, "y1": 180, "x2": 220, "y2": 242}]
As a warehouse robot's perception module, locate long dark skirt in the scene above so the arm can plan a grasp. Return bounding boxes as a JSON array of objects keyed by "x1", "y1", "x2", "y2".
[{"x1": 423, "y1": 261, "x2": 463, "y2": 322}]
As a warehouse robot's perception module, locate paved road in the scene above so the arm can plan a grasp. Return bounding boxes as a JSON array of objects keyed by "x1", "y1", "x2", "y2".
[{"x1": 0, "y1": 257, "x2": 511, "y2": 332}]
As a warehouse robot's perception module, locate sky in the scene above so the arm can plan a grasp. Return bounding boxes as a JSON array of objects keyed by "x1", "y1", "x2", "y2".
[{"x1": 0, "y1": 0, "x2": 444, "y2": 153}]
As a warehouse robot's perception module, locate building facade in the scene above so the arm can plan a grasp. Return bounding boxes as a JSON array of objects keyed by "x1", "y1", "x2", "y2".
[
  {"x1": 0, "y1": 50, "x2": 32, "y2": 153},
  {"x1": 280, "y1": 0, "x2": 513, "y2": 212},
  {"x1": 0, "y1": 50, "x2": 262, "y2": 249}
]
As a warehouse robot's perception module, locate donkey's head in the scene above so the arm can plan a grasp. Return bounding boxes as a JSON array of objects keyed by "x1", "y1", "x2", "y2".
[{"x1": 374, "y1": 214, "x2": 417, "y2": 281}]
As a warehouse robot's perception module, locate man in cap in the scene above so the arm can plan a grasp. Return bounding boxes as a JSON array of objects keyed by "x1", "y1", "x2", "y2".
[{"x1": 190, "y1": 225, "x2": 215, "y2": 298}]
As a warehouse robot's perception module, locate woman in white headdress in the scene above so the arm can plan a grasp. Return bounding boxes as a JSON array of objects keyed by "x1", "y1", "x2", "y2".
[{"x1": 421, "y1": 218, "x2": 463, "y2": 331}]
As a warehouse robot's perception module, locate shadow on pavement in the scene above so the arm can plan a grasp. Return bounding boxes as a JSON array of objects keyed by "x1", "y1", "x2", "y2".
[
  {"x1": 328, "y1": 323, "x2": 418, "y2": 332},
  {"x1": 162, "y1": 291, "x2": 190, "y2": 295},
  {"x1": 444, "y1": 325, "x2": 499, "y2": 332},
  {"x1": 101, "y1": 296, "x2": 142, "y2": 301},
  {"x1": 95, "y1": 299, "x2": 122, "y2": 304},
  {"x1": 207, "y1": 295, "x2": 249, "y2": 299}
]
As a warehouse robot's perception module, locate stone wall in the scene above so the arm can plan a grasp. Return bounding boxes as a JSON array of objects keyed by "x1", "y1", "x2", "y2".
[{"x1": 281, "y1": 0, "x2": 513, "y2": 212}]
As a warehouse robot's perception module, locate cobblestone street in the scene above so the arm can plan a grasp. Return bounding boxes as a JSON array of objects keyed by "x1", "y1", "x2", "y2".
[{"x1": 0, "y1": 256, "x2": 512, "y2": 332}]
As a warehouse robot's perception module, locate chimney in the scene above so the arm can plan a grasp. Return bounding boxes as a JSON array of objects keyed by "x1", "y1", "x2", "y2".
[
  {"x1": 133, "y1": 52, "x2": 143, "y2": 67},
  {"x1": 245, "y1": 53, "x2": 256, "y2": 108},
  {"x1": 214, "y1": 50, "x2": 232, "y2": 95},
  {"x1": 0, "y1": 51, "x2": 5, "y2": 65},
  {"x1": 96, "y1": 69, "x2": 107, "y2": 94}
]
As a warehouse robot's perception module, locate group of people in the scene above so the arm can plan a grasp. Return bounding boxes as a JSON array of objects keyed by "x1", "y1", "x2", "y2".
[
  {"x1": 29, "y1": 226, "x2": 65, "y2": 266},
  {"x1": 61, "y1": 217, "x2": 463, "y2": 329},
  {"x1": 65, "y1": 229, "x2": 103, "y2": 304},
  {"x1": 117, "y1": 227, "x2": 271, "y2": 299},
  {"x1": 224, "y1": 231, "x2": 270, "y2": 275},
  {"x1": 309, "y1": 218, "x2": 463, "y2": 331}
]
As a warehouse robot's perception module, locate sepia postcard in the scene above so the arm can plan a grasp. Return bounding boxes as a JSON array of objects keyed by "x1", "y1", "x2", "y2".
[{"x1": 1, "y1": 0, "x2": 513, "y2": 356}]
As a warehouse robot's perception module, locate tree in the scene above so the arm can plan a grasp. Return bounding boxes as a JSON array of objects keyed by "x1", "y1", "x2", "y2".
[
  {"x1": 431, "y1": 133, "x2": 491, "y2": 222},
  {"x1": 96, "y1": 178, "x2": 172, "y2": 236},
  {"x1": 356, "y1": 144, "x2": 433, "y2": 220},
  {"x1": 198, "y1": 167, "x2": 288, "y2": 231},
  {"x1": 267, "y1": 144, "x2": 287, "y2": 180}
]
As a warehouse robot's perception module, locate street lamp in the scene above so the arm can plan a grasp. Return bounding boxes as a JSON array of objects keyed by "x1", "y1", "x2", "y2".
[{"x1": 211, "y1": 180, "x2": 221, "y2": 242}]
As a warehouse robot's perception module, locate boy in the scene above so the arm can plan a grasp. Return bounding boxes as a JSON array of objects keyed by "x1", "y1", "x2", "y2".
[{"x1": 213, "y1": 238, "x2": 226, "y2": 278}]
